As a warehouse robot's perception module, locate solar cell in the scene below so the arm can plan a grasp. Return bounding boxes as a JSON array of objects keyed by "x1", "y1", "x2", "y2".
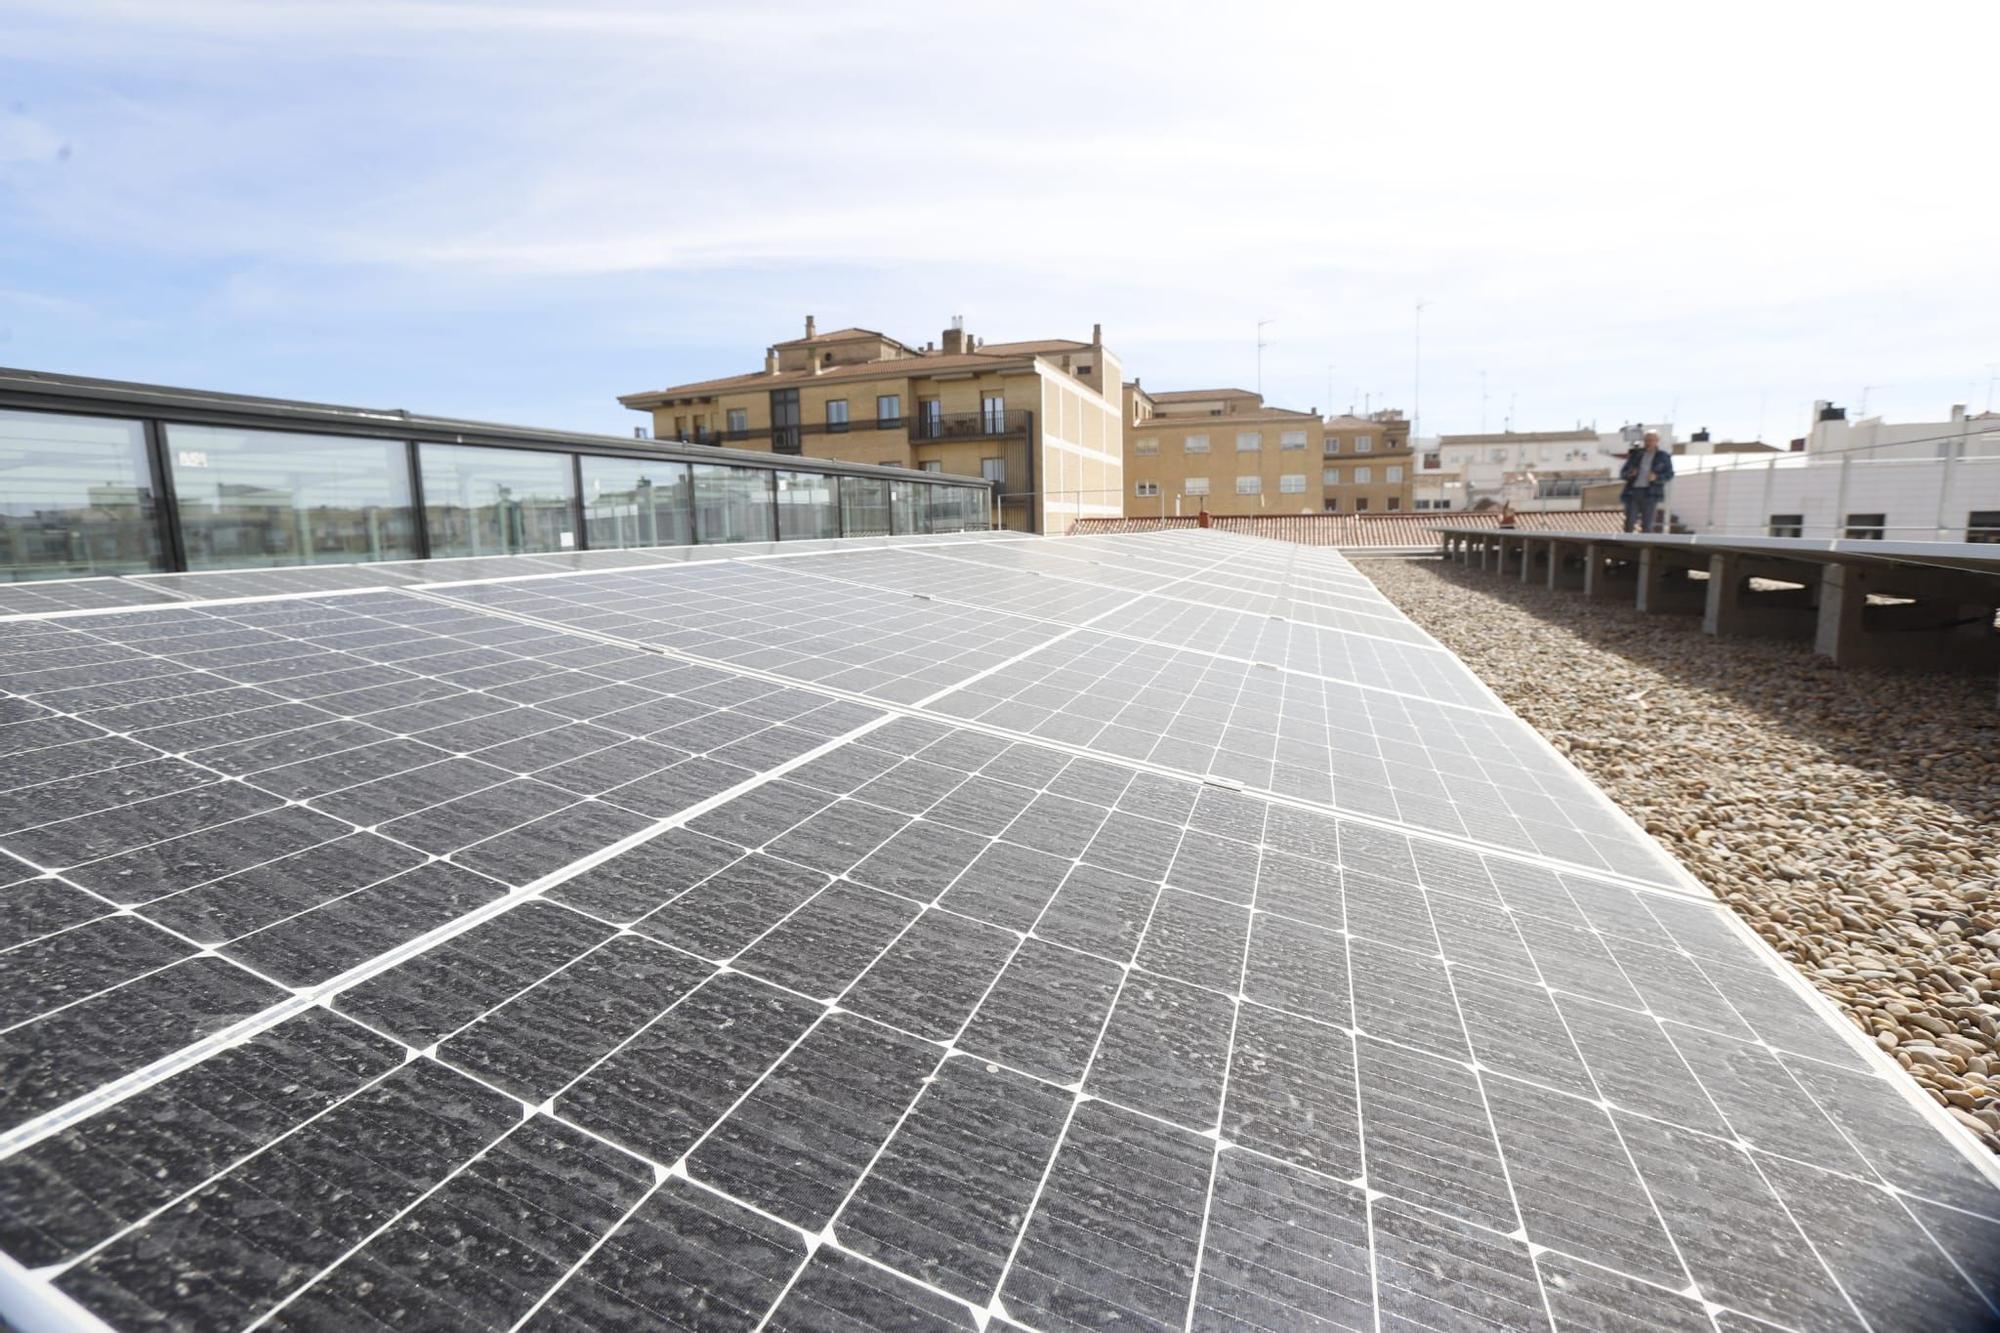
[{"x1": 2, "y1": 527, "x2": 1996, "y2": 1333}]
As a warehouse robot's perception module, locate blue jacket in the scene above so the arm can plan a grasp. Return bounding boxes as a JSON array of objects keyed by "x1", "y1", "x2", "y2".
[{"x1": 1619, "y1": 449, "x2": 1674, "y2": 496}]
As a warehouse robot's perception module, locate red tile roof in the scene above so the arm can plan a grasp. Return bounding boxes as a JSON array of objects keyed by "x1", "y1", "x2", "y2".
[{"x1": 1069, "y1": 510, "x2": 1628, "y2": 547}]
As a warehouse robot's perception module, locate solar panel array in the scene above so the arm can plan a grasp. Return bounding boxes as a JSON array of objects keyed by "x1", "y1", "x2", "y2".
[{"x1": 3, "y1": 527, "x2": 1998, "y2": 1333}]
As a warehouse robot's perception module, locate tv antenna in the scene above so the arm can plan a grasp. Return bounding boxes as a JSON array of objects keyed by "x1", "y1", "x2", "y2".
[{"x1": 1412, "y1": 300, "x2": 1429, "y2": 439}]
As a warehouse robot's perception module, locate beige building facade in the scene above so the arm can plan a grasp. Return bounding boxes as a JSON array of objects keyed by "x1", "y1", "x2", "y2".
[
  {"x1": 1121, "y1": 386, "x2": 1324, "y2": 518},
  {"x1": 618, "y1": 317, "x2": 1124, "y2": 533},
  {"x1": 1320, "y1": 411, "x2": 1413, "y2": 514},
  {"x1": 1121, "y1": 389, "x2": 1413, "y2": 518}
]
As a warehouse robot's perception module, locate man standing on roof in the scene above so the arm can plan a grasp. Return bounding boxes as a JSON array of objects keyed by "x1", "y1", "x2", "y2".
[{"x1": 1620, "y1": 430, "x2": 1673, "y2": 532}]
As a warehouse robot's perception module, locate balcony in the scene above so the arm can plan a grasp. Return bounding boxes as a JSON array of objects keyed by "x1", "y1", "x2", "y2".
[
  {"x1": 913, "y1": 409, "x2": 1031, "y2": 442},
  {"x1": 667, "y1": 410, "x2": 1030, "y2": 455}
]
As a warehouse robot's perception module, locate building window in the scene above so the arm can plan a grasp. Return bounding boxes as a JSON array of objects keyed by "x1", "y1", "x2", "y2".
[
  {"x1": 1279, "y1": 474, "x2": 1307, "y2": 494},
  {"x1": 1134, "y1": 437, "x2": 1159, "y2": 456},
  {"x1": 1355, "y1": 496, "x2": 1369, "y2": 512},
  {"x1": 981, "y1": 457, "x2": 1006, "y2": 485},
  {"x1": 1235, "y1": 476, "x2": 1261, "y2": 495},
  {"x1": 1324, "y1": 437, "x2": 1341, "y2": 455},
  {"x1": 826, "y1": 399, "x2": 850, "y2": 431},
  {"x1": 775, "y1": 470, "x2": 840, "y2": 539},
  {"x1": 1184, "y1": 477, "x2": 1210, "y2": 496},
  {"x1": 1435, "y1": 499, "x2": 1451, "y2": 510},
  {"x1": 1184, "y1": 434, "x2": 1210, "y2": 454},
  {"x1": 1236, "y1": 432, "x2": 1262, "y2": 452},
  {"x1": 1356, "y1": 434, "x2": 1373, "y2": 452},
  {"x1": 1768, "y1": 513, "x2": 1804, "y2": 538},
  {"x1": 691, "y1": 464, "x2": 776, "y2": 543},
  {"x1": 1280, "y1": 430, "x2": 1307, "y2": 450},
  {"x1": 842, "y1": 476, "x2": 891, "y2": 536},
  {"x1": 1414, "y1": 499, "x2": 1429, "y2": 511},
  {"x1": 421, "y1": 442, "x2": 576, "y2": 557},
  {"x1": 1844, "y1": 513, "x2": 1886, "y2": 540},
  {"x1": 1323, "y1": 468, "x2": 1340, "y2": 485},
  {"x1": 1387, "y1": 496, "x2": 1401, "y2": 511},
  {"x1": 1354, "y1": 466, "x2": 1371, "y2": 484},
  {"x1": 1386, "y1": 465, "x2": 1404, "y2": 482},
  {"x1": 1325, "y1": 497, "x2": 1339, "y2": 511},
  {"x1": 770, "y1": 387, "x2": 801, "y2": 453},
  {"x1": 1135, "y1": 481, "x2": 1160, "y2": 498},
  {"x1": 0, "y1": 408, "x2": 164, "y2": 581},
  {"x1": 1422, "y1": 453, "x2": 1440, "y2": 469},
  {"x1": 892, "y1": 479, "x2": 928, "y2": 534},
  {"x1": 726, "y1": 408, "x2": 748, "y2": 434},
  {"x1": 876, "y1": 394, "x2": 901, "y2": 424},
  {"x1": 1968, "y1": 511, "x2": 2000, "y2": 543},
  {"x1": 981, "y1": 394, "x2": 1006, "y2": 434},
  {"x1": 169, "y1": 424, "x2": 419, "y2": 570},
  {"x1": 920, "y1": 460, "x2": 942, "y2": 473},
  {"x1": 583, "y1": 456, "x2": 693, "y2": 549}
]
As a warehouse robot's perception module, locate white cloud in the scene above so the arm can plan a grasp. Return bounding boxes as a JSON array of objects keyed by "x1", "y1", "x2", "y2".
[{"x1": 4, "y1": 0, "x2": 1996, "y2": 438}]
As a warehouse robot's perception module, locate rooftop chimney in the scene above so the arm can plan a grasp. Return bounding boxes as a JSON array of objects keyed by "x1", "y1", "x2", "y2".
[
  {"x1": 941, "y1": 318, "x2": 967, "y2": 355},
  {"x1": 804, "y1": 315, "x2": 816, "y2": 339},
  {"x1": 764, "y1": 347, "x2": 778, "y2": 374},
  {"x1": 1092, "y1": 322, "x2": 1102, "y2": 345}
]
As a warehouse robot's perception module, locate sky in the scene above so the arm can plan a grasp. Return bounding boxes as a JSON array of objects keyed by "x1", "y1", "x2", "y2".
[{"x1": 2, "y1": 0, "x2": 1996, "y2": 445}]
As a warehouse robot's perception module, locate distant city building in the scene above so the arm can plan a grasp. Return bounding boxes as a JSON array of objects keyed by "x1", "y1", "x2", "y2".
[
  {"x1": 1121, "y1": 388, "x2": 1409, "y2": 518},
  {"x1": 618, "y1": 316, "x2": 1124, "y2": 533},
  {"x1": 1320, "y1": 411, "x2": 1414, "y2": 516}
]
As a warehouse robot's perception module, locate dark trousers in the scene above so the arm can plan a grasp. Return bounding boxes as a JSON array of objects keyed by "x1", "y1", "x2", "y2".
[{"x1": 1623, "y1": 492, "x2": 1659, "y2": 532}]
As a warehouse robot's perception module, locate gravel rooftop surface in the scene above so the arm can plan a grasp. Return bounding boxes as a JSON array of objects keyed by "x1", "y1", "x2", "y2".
[{"x1": 1364, "y1": 555, "x2": 2000, "y2": 1151}]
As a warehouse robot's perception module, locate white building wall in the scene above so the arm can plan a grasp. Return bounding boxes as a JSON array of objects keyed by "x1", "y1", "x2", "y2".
[{"x1": 1670, "y1": 453, "x2": 2000, "y2": 540}]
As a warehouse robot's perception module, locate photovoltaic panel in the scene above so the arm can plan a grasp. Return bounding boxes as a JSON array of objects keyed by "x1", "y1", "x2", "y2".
[
  {"x1": 2, "y1": 526, "x2": 1997, "y2": 1333},
  {"x1": 0, "y1": 577, "x2": 186, "y2": 617}
]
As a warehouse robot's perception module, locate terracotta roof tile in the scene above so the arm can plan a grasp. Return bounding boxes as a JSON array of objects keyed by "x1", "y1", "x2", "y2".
[{"x1": 770, "y1": 326, "x2": 901, "y2": 348}]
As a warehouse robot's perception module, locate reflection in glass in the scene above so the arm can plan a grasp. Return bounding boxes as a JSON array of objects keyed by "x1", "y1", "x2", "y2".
[
  {"x1": 420, "y1": 443, "x2": 576, "y2": 557},
  {"x1": 841, "y1": 476, "x2": 890, "y2": 537},
  {"x1": 582, "y1": 456, "x2": 692, "y2": 549},
  {"x1": 0, "y1": 408, "x2": 163, "y2": 581},
  {"x1": 775, "y1": 470, "x2": 839, "y2": 540},
  {"x1": 693, "y1": 464, "x2": 774, "y2": 543},
  {"x1": 892, "y1": 474, "x2": 928, "y2": 532},
  {"x1": 168, "y1": 424, "x2": 417, "y2": 569},
  {"x1": 929, "y1": 485, "x2": 969, "y2": 533},
  {"x1": 891, "y1": 479, "x2": 928, "y2": 535},
  {"x1": 936, "y1": 486, "x2": 957, "y2": 533}
]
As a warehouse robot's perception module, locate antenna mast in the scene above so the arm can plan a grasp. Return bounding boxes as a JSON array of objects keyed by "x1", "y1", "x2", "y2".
[{"x1": 1412, "y1": 300, "x2": 1429, "y2": 438}]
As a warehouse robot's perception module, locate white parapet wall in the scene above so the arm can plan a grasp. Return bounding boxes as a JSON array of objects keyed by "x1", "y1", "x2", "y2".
[{"x1": 1669, "y1": 451, "x2": 2000, "y2": 542}]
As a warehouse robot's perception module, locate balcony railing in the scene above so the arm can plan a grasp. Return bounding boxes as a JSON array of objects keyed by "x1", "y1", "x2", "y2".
[
  {"x1": 666, "y1": 410, "x2": 1030, "y2": 453},
  {"x1": 914, "y1": 409, "x2": 1031, "y2": 441}
]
